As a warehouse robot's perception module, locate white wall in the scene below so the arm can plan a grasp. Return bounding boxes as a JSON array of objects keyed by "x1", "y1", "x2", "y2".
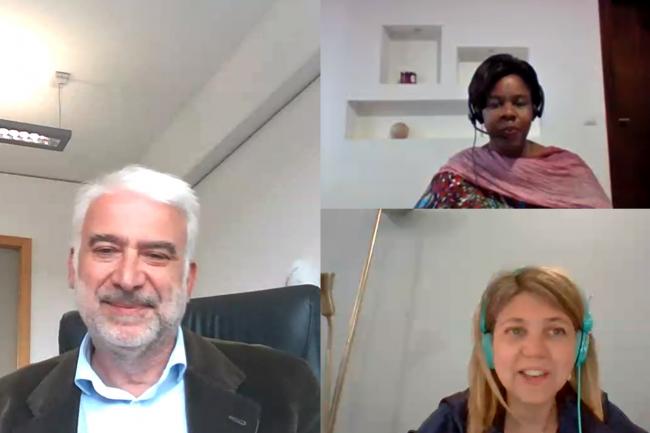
[
  {"x1": 322, "y1": 210, "x2": 650, "y2": 433},
  {"x1": 321, "y1": 0, "x2": 610, "y2": 208},
  {"x1": 0, "y1": 173, "x2": 78, "y2": 363},
  {"x1": 192, "y1": 79, "x2": 320, "y2": 296},
  {"x1": 0, "y1": 81, "x2": 320, "y2": 363},
  {"x1": 0, "y1": 80, "x2": 319, "y2": 363},
  {"x1": 0, "y1": 0, "x2": 320, "y2": 367},
  {"x1": 141, "y1": 0, "x2": 319, "y2": 186}
]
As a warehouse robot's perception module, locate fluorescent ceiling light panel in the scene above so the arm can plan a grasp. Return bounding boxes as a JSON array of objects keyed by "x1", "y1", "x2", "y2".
[{"x1": 0, "y1": 118, "x2": 71, "y2": 151}]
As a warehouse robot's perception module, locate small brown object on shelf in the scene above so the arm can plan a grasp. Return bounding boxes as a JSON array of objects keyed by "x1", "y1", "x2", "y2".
[{"x1": 390, "y1": 122, "x2": 409, "y2": 139}]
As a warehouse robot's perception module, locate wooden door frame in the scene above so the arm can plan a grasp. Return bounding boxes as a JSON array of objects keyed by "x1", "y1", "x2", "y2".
[{"x1": 0, "y1": 235, "x2": 31, "y2": 368}]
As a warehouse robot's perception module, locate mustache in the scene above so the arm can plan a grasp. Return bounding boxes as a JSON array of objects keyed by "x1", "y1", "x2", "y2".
[{"x1": 98, "y1": 290, "x2": 159, "y2": 308}]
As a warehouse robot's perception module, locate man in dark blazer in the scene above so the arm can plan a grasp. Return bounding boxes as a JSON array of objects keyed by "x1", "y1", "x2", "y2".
[
  {"x1": 0, "y1": 330, "x2": 319, "y2": 433},
  {"x1": 0, "y1": 166, "x2": 319, "y2": 433}
]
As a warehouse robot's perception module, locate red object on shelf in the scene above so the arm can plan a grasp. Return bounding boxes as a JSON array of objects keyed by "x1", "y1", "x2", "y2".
[{"x1": 399, "y1": 71, "x2": 417, "y2": 84}]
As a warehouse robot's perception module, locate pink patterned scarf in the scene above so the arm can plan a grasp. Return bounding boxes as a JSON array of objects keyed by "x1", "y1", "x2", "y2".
[{"x1": 439, "y1": 146, "x2": 611, "y2": 208}]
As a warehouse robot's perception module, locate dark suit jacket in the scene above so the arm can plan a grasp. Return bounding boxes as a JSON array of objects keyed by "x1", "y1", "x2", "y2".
[{"x1": 0, "y1": 329, "x2": 320, "y2": 433}]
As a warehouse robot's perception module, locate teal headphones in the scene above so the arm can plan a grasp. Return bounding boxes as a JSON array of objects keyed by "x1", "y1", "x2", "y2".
[{"x1": 479, "y1": 292, "x2": 593, "y2": 370}]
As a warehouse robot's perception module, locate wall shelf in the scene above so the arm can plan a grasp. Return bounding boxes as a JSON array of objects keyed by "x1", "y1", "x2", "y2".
[
  {"x1": 380, "y1": 25, "x2": 442, "y2": 85},
  {"x1": 346, "y1": 99, "x2": 469, "y2": 139},
  {"x1": 345, "y1": 98, "x2": 540, "y2": 140},
  {"x1": 457, "y1": 46, "x2": 529, "y2": 89},
  {"x1": 353, "y1": 35, "x2": 538, "y2": 140}
]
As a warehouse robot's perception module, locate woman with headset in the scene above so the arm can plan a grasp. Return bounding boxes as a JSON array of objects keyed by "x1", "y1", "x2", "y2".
[
  {"x1": 416, "y1": 267, "x2": 646, "y2": 433},
  {"x1": 415, "y1": 55, "x2": 610, "y2": 208}
]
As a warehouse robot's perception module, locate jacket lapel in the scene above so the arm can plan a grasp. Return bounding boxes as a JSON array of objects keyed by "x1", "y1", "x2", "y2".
[
  {"x1": 183, "y1": 329, "x2": 261, "y2": 433},
  {"x1": 185, "y1": 371, "x2": 260, "y2": 433},
  {"x1": 14, "y1": 350, "x2": 81, "y2": 433}
]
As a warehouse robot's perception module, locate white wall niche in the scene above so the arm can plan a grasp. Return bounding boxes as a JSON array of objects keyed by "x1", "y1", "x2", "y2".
[
  {"x1": 457, "y1": 46, "x2": 529, "y2": 90},
  {"x1": 380, "y1": 25, "x2": 442, "y2": 85},
  {"x1": 345, "y1": 98, "x2": 541, "y2": 140},
  {"x1": 346, "y1": 99, "x2": 470, "y2": 140}
]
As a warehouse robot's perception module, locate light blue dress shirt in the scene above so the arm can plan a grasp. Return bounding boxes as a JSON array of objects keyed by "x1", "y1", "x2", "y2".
[{"x1": 74, "y1": 327, "x2": 188, "y2": 433}]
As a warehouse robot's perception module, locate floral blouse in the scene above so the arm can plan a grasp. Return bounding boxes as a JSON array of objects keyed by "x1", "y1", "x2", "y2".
[{"x1": 415, "y1": 171, "x2": 542, "y2": 209}]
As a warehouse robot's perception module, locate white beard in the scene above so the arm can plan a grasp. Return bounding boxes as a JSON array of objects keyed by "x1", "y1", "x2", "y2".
[{"x1": 74, "y1": 278, "x2": 189, "y2": 350}]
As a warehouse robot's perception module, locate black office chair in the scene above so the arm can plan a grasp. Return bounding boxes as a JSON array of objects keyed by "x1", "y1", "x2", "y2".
[{"x1": 58, "y1": 284, "x2": 320, "y2": 378}]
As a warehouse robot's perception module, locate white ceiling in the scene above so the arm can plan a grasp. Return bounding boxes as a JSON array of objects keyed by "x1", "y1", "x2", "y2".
[{"x1": 0, "y1": 0, "x2": 276, "y2": 182}]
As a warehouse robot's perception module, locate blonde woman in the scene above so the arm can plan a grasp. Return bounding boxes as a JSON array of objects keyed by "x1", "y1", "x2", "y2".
[{"x1": 416, "y1": 267, "x2": 646, "y2": 433}]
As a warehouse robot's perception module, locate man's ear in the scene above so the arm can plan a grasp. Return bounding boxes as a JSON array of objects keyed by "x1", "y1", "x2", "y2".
[
  {"x1": 185, "y1": 262, "x2": 197, "y2": 298},
  {"x1": 67, "y1": 248, "x2": 76, "y2": 289}
]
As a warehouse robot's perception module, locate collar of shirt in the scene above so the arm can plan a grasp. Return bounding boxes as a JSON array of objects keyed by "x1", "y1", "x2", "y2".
[{"x1": 74, "y1": 327, "x2": 187, "y2": 402}]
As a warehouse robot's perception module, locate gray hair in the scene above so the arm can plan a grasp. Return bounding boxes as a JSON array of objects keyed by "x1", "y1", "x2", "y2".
[{"x1": 71, "y1": 165, "x2": 199, "y2": 273}]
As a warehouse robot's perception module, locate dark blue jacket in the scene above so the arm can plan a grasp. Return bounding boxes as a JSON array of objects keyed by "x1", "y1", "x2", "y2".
[{"x1": 416, "y1": 385, "x2": 647, "y2": 433}]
